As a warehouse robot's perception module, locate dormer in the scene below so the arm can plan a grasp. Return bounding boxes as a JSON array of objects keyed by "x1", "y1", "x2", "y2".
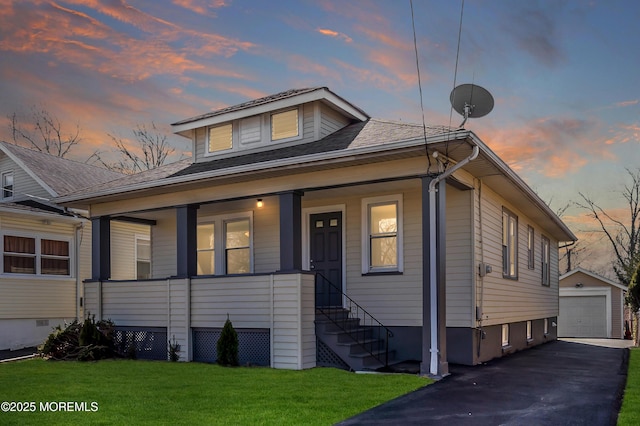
[{"x1": 171, "y1": 87, "x2": 369, "y2": 163}]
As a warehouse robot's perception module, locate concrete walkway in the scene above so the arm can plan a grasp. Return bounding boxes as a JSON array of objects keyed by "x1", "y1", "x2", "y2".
[{"x1": 339, "y1": 339, "x2": 632, "y2": 425}]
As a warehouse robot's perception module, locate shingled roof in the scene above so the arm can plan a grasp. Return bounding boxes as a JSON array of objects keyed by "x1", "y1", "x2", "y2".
[
  {"x1": 170, "y1": 119, "x2": 453, "y2": 178},
  {"x1": 0, "y1": 142, "x2": 124, "y2": 197},
  {"x1": 56, "y1": 118, "x2": 454, "y2": 201}
]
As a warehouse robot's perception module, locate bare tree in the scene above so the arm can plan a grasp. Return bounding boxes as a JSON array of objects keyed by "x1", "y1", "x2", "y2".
[
  {"x1": 93, "y1": 122, "x2": 177, "y2": 174},
  {"x1": 576, "y1": 168, "x2": 640, "y2": 306},
  {"x1": 7, "y1": 105, "x2": 81, "y2": 157}
]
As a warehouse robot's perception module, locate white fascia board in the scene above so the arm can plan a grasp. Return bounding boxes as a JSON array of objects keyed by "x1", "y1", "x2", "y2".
[
  {"x1": 0, "y1": 145, "x2": 58, "y2": 198},
  {"x1": 467, "y1": 132, "x2": 577, "y2": 242},
  {"x1": 171, "y1": 88, "x2": 368, "y2": 134},
  {"x1": 560, "y1": 267, "x2": 627, "y2": 290},
  {"x1": 0, "y1": 205, "x2": 87, "y2": 223},
  {"x1": 57, "y1": 133, "x2": 454, "y2": 204}
]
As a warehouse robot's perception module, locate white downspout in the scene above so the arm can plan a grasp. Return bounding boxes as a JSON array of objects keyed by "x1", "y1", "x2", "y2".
[{"x1": 429, "y1": 144, "x2": 479, "y2": 376}]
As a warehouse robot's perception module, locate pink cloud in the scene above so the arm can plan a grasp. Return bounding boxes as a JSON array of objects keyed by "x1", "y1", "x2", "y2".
[
  {"x1": 317, "y1": 28, "x2": 353, "y2": 43},
  {"x1": 172, "y1": 0, "x2": 228, "y2": 16},
  {"x1": 0, "y1": 1, "x2": 255, "y2": 84},
  {"x1": 481, "y1": 116, "x2": 619, "y2": 178}
]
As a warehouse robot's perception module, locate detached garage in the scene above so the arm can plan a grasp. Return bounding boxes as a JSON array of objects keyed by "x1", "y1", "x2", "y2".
[{"x1": 559, "y1": 268, "x2": 627, "y2": 339}]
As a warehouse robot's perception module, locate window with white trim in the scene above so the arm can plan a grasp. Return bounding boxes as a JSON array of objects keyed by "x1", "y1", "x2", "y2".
[
  {"x1": 225, "y1": 218, "x2": 251, "y2": 274},
  {"x1": 197, "y1": 223, "x2": 215, "y2": 275},
  {"x1": 527, "y1": 225, "x2": 535, "y2": 270},
  {"x1": 502, "y1": 208, "x2": 518, "y2": 279},
  {"x1": 271, "y1": 108, "x2": 300, "y2": 141},
  {"x1": 135, "y1": 236, "x2": 151, "y2": 280},
  {"x1": 3, "y1": 234, "x2": 70, "y2": 276},
  {"x1": 2, "y1": 171, "x2": 13, "y2": 200},
  {"x1": 541, "y1": 235, "x2": 551, "y2": 286},
  {"x1": 362, "y1": 195, "x2": 403, "y2": 273},
  {"x1": 526, "y1": 320, "x2": 532, "y2": 341},
  {"x1": 197, "y1": 213, "x2": 253, "y2": 276},
  {"x1": 207, "y1": 123, "x2": 233, "y2": 154},
  {"x1": 501, "y1": 324, "x2": 510, "y2": 347}
]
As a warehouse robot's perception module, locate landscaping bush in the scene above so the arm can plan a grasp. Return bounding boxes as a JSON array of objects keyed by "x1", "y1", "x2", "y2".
[
  {"x1": 217, "y1": 317, "x2": 239, "y2": 366},
  {"x1": 39, "y1": 316, "x2": 119, "y2": 361}
]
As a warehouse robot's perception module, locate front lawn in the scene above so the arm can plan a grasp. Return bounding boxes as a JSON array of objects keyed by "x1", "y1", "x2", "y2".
[
  {"x1": 619, "y1": 348, "x2": 640, "y2": 425},
  {"x1": 0, "y1": 359, "x2": 429, "y2": 425}
]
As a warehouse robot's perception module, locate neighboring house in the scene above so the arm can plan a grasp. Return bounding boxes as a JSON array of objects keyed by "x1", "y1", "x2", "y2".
[
  {"x1": 0, "y1": 142, "x2": 150, "y2": 351},
  {"x1": 558, "y1": 267, "x2": 627, "y2": 339},
  {"x1": 57, "y1": 87, "x2": 576, "y2": 375}
]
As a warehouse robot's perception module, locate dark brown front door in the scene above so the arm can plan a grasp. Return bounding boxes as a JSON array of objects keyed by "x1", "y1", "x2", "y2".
[{"x1": 310, "y1": 212, "x2": 342, "y2": 307}]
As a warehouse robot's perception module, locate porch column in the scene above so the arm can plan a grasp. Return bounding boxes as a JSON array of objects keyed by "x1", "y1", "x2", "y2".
[
  {"x1": 91, "y1": 216, "x2": 111, "y2": 281},
  {"x1": 278, "y1": 191, "x2": 303, "y2": 272},
  {"x1": 436, "y1": 178, "x2": 448, "y2": 375},
  {"x1": 176, "y1": 204, "x2": 199, "y2": 278},
  {"x1": 420, "y1": 176, "x2": 449, "y2": 377}
]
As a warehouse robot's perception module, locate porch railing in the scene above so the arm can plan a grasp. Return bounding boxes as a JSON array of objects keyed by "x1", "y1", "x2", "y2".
[{"x1": 315, "y1": 272, "x2": 394, "y2": 367}]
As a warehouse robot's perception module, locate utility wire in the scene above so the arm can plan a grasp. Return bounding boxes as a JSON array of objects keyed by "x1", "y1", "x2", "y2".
[{"x1": 409, "y1": 0, "x2": 432, "y2": 171}]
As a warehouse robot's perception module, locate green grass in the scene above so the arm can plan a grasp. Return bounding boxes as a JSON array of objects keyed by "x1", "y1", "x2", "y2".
[
  {"x1": 0, "y1": 359, "x2": 429, "y2": 425},
  {"x1": 619, "y1": 348, "x2": 640, "y2": 425}
]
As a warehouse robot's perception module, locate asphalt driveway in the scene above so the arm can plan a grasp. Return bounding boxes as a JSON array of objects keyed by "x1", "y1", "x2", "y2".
[{"x1": 339, "y1": 339, "x2": 631, "y2": 425}]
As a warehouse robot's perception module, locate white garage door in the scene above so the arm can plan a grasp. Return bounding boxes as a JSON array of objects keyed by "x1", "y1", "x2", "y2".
[{"x1": 558, "y1": 295, "x2": 607, "y2": 338}]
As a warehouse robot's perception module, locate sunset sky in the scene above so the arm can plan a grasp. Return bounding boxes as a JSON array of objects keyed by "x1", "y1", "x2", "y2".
[{"x1": 1, "y1": 0, "x2": 639, "y2": 276}]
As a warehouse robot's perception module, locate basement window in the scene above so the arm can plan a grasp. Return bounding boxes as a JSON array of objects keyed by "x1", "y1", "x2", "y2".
[{"x1": 501, "y1": 324, "x2": 510, "y2": 347}]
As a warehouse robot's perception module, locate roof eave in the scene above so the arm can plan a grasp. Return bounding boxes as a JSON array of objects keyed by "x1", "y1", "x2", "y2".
[
  {"x1": 171, "y1": 88, "x2": 369, "y2": 134},
  {"x1": 465, "y1": 132, "x2": 577, "y2": 242}
]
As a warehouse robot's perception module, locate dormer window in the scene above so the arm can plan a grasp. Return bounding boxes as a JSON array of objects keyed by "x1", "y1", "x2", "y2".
[
  {"x1": 271, "y1": 108, "x2": 299, "y2": 141},
  {"x1": 2, "y1": 171, "x2": 13, "y2": 200},
  {"x1": 208, "y1": 123, "x2": 233, "y2": 154}
]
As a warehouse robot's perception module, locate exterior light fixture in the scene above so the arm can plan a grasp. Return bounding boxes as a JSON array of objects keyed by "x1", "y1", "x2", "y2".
[{"x1": 256, "y1": 199, "x2": 264, "y2": 208}]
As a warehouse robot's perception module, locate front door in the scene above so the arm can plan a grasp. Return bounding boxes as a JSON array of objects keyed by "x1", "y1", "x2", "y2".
[{"x1": 310, "y1": 212, "x2": 342, "y2": 307}]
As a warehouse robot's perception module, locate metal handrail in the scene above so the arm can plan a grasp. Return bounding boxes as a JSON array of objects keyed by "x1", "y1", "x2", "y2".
[{"x1": 315, "y1": 272, "x2": 394, "y2": 367}]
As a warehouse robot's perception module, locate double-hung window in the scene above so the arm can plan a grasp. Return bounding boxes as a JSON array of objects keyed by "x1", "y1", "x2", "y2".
[
  {"x1": 197, "y1": 213, "x2": 252, "y2": 276},
  {"x1": 362, "y1": 195, "x2": 403, "y2": 273},
  {"x1": 136, "y1": 236, "x2": 151, "y2": 279},
  {"x1": 527, "y1": 226, "x2": 535, "y2": 269},
  {"x1": 541, "y1": 235, "x2": 551, "y2": 286},
  {"x1": 197, "y1": 223, "x2": 215, "y2": 275},
  {"x1": 2, "y1": 171, "x2": 13, "y2": 200},
  {"x1": 502, "y1": 208, "x2": 518, "y2": 279},
  {"x1": 3, "y1": 234, "x2": 70, "y2": 276},
  {"x1": 225, "y1": 219, "x2": 250, "y2": 274}
]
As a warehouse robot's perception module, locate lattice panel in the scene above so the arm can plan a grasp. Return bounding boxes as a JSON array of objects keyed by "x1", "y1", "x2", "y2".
[
  {"x1": 114, "y1": 327, "x2": 167, "y2": 360},
  {"x1": 316, "y1": 338, "x2": 350, "y2": 371},
  {"x1": 192, "y1": 328, "x2": 270, "y2": 366}
]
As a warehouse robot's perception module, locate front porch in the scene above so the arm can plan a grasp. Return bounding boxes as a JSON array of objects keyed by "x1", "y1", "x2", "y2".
[
  {"x1": 84, "y1": 174, "x2": 452, "y2": 372},
  {"x1": 84, "y1": 273, "x2": 316, "y2": 369}
]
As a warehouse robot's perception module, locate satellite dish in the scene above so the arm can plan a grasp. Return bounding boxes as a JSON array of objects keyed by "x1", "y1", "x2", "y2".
[{"x1": 449, "y1": 83, "x2": 494, "y2": 128}]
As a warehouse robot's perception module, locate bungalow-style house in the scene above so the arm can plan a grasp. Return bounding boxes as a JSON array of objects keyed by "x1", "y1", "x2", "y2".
[
  {"x1": 558, "y1": 267, "x2": 627, "y2": 339},
  {"x1": 0, "y1": 141, "x2": 150, "y2": 351},
  {"x1": 57, "y1": 87, "x2": 576, "y2": 376}
]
